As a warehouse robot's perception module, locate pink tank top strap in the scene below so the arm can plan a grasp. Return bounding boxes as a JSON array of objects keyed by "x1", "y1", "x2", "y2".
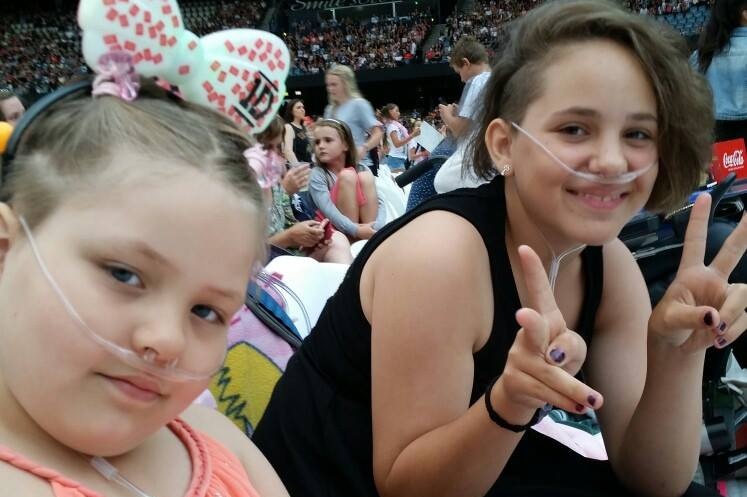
[
  {"x1": 169, "y1": 418, "x2": 261, "y2": 497},
  {"x1": 0, "y1": 420, "x2": 259, "y2": 497},
  {"x1": 0, "y1": 445, "x2": 104, "y2": 497}
]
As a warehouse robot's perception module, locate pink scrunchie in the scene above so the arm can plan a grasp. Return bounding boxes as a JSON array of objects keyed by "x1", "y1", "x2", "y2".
[{"x1": 91, "y1": 51, "x2": 140, "y2": 102}]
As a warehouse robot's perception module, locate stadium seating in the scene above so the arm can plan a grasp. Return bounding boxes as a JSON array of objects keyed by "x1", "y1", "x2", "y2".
[
  {"x1": 0, "y1": 0, "x2": 714, "y2": 97},
  {"x1": 0, "y1": 0, "x2": 267, "y2": 97},
  {"x1": 284, "y1": 12, "x2": 432, "y2": 75}
]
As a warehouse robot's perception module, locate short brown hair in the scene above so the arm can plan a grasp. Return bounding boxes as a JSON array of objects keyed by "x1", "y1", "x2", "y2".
[
  {"x1": 449, "y1": 36, "x2": 489, "y2": 67},
  {"x1": 381, "y1": 103, "x2": 398, "y2": 120},
  {"x1": 469, "y1": 0, "x2": 714, "y2": 213}
]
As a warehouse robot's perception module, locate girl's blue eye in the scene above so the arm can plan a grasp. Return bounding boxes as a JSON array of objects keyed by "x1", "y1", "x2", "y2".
[
  {"x1": 108, "y1": 266, "x2": 142, "y2": 287},
  {"x1": 192, "y1": 304, "x2": 222, "y2": 324}
]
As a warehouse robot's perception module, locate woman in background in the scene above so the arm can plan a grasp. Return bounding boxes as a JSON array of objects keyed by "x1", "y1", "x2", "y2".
[
  {"x1": 283, "y1": 99, "x2": 313, "y2": 166},
  {"x1": 694, "y1": 0, "x2": 747, "y2": 141}
]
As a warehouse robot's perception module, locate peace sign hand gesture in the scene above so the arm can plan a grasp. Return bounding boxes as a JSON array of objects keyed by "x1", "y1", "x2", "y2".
[
  {"x1": 649, "y1": 193, "x2": 747, "y2": 353},
  {"x1": 493, "y1": 245, "x2": 602, "y2": 422}
]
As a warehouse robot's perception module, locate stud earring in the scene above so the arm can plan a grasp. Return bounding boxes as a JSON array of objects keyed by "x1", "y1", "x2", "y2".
[{"x1": 500, "y1": 164, "x2": 512, "y2": 176}]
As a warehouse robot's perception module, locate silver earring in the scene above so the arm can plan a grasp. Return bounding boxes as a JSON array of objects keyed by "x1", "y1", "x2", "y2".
[{"x1": 500, "y1": 164, "x2": 512, "y2": 176}]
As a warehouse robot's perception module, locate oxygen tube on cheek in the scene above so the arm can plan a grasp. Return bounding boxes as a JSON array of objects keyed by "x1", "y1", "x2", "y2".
[
  {"x1": 511, "y1": 122, "x2": 657, "y2": 186},
  {"x1": 18, "y1": 216, "x2": 225, "y2": 383}
]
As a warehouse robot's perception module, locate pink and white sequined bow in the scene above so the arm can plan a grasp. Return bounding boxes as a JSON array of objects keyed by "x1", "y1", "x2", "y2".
[{"x1": 78, "y1": 0, "x2": 290, "y2": 134}]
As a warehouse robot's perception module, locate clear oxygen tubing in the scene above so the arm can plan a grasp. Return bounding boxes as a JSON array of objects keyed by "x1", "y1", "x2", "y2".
[
  {"x1": 90, "y1": 456, "x2": 155, "y2": 497},
  {"x1": 511, "y1": 122, "x2": 657, "y2": 185},
  {"x1": 548, "y1": 243, "x2": 586, "y2": 292}
]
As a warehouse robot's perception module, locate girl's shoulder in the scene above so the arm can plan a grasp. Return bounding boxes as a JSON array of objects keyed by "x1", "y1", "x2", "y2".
[
  {"x1": 180, "y1": 404, "x2": 289, "y2": 497},
  {"x1": 309, "y1": 165, "x2": 328, "y2": 178},
  {"x1": 180, "y1": 403, "x2": 246, "y2": 452}
]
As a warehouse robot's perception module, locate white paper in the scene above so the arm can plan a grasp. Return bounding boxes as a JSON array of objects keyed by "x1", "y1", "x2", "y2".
[{"x1": 416, "y1": 121, "x2": 444, "y2": 152}]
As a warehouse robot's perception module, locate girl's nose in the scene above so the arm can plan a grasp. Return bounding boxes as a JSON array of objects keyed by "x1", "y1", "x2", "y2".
[{"x1": 588, "y1": 134, "x2": 628, "y2": 177}]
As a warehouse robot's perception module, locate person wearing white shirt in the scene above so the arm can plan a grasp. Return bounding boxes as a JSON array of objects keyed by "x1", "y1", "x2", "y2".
[
  {"x1": 434, "y1": 36, "x2": 492, "y2": 193},
  {"x1": 382, "y1": 103, "x2": 420, "y2": 171}
]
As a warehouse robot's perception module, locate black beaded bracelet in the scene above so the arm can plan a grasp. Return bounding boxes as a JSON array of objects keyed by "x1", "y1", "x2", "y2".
[{"x1": 484, "y1": 376, "x2": 551, "y2": 432}]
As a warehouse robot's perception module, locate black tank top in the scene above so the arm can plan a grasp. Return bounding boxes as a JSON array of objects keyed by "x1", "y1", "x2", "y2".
[
  {"x1": 253, "y1": 178, "x2": 714, "y2": 497},
  {"x1": 289, "y1": 122, "x2": 311, "y2": 163}
]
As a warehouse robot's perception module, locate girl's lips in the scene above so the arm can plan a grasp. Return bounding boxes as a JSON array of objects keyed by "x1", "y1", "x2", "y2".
[
  {"x1": 566, "y1": 188, "x2": 629, "y2": 211},
  {"x1": 101, "y1": 374, "x2": 163, "y2": 403}
]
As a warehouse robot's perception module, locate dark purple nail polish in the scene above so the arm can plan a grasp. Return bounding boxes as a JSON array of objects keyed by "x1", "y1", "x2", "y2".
[
  {"x1": 719, "y1": 321, "x2": 727, "y2": 333},
  {"x1": 587, "y1": 395, "x2": 597, "y2": 407},
  {"x1": 704, "y1": 311, "x2": 714, "y2": 326},
  {"x1": 575, "y1": 403, "x2": 585, "y2": 413},
  {"x1": 549, "y1": 348, "x2": 565, "y2": 364},
  {"x1": 717, "y1": 337, "x2": 728, "y2": 347}
]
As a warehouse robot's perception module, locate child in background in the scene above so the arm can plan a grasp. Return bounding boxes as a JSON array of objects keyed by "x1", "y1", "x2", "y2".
[
  {"x1": 0, "y1": 77, "x2": 288, "y2": 496},
  {"x1": 246, "y1": 116, "x2": 353, "y2": 263},
  {"x1": 381, "y1": 103, "x2": 420, "y2": 172},
  {"x1": 309, "y1": 119, "x2": 387, "y2": 241}
]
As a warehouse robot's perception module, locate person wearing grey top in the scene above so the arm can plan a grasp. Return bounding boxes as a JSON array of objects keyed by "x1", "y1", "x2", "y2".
[
  {"x1": 308, "y1": 119, "x2": 387, "y2": 240},
  {"x1": 323, "y1": 65, "x2": 384, "y2": 169}
]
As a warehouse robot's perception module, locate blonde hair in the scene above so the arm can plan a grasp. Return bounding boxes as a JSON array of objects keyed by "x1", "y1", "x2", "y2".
[
  {"x1": 2, "y1": 78, "x2": 266, "y2": 257},
  {"x1": 325, "y1": 65, "x2": 362, "y2": 104}
]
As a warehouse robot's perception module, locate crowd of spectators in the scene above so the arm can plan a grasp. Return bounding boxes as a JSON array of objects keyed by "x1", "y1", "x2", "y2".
[
  {"x1": 182, "y1": 0, "x2": 265, "y2": 36},
  {"x1": 284, "y1": 12, "x2": 432, "y2": 75},
  {"x1": 425, "y1": 0, "x2": 714, "y2": 63},
  {"x1": 623, "y1": 0, "x2": 711, "y2": 16},
  {"x1": 0, "y1": 0, "x2": 266, "y2": 99},
  {"x1": 0, "y1": 13, "x2": 88, "y2": 98},
  {"x1": 0, "y1": 0, "x2": 718, "y2": 97},
  {"x1": 426, "y1": 0, "x2": 540, "y2": 63}
]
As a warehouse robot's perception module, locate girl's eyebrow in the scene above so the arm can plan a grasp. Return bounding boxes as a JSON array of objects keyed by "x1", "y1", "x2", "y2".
[
  {"x1": 89, "y1": 238, "x2": 174, "y2": 269},
  {"x1": 551, "y1": 107, "x2": 657, "y2": 123}
]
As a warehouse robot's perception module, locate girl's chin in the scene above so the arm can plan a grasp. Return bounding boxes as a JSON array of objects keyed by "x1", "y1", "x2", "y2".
[{"x1": 567, "y1": 222, "x2": 628, "y2": 247}]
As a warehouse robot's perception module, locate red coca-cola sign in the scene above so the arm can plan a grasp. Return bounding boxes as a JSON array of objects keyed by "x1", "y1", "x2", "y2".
[{"x1": 711, "y1": 138, "x2": 747, "y2": 182}]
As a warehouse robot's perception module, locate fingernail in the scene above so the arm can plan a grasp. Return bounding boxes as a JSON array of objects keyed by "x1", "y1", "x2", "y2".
[
  {"x1": 718, "y1": 321, "x2": 727, "y2": 334},
  {"x1": 549, "y1": 348, "x2": 565, "y2": 364},
  {"x1": 575, "y1": 403, "x2": 585, "y2": 413},
  {"x1": 587, "y1": 395, "x2": 597, "y2": 407},
  {"x1": 716, "y1": 337, "x2": 728, "y2": 348},
  {"x1": 704, "y1": 311, "x2": 714, "y2": 326}
]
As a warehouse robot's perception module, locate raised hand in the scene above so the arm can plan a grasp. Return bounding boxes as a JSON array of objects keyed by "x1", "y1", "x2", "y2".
[
  {"x1": 493, "y1": 245, "x2": 602, "y2": 418},
  {"x1": 282, "y1": 163, "x2": 310, "y2": 195},
  {"x1": 649, "y1": 193, "x2": 747, "y2": 353}
]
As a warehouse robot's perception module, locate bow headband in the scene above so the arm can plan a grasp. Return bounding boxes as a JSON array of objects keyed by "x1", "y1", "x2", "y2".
[{"x1": 78, "y1": 0, "x2": 290, "y2": 134}]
